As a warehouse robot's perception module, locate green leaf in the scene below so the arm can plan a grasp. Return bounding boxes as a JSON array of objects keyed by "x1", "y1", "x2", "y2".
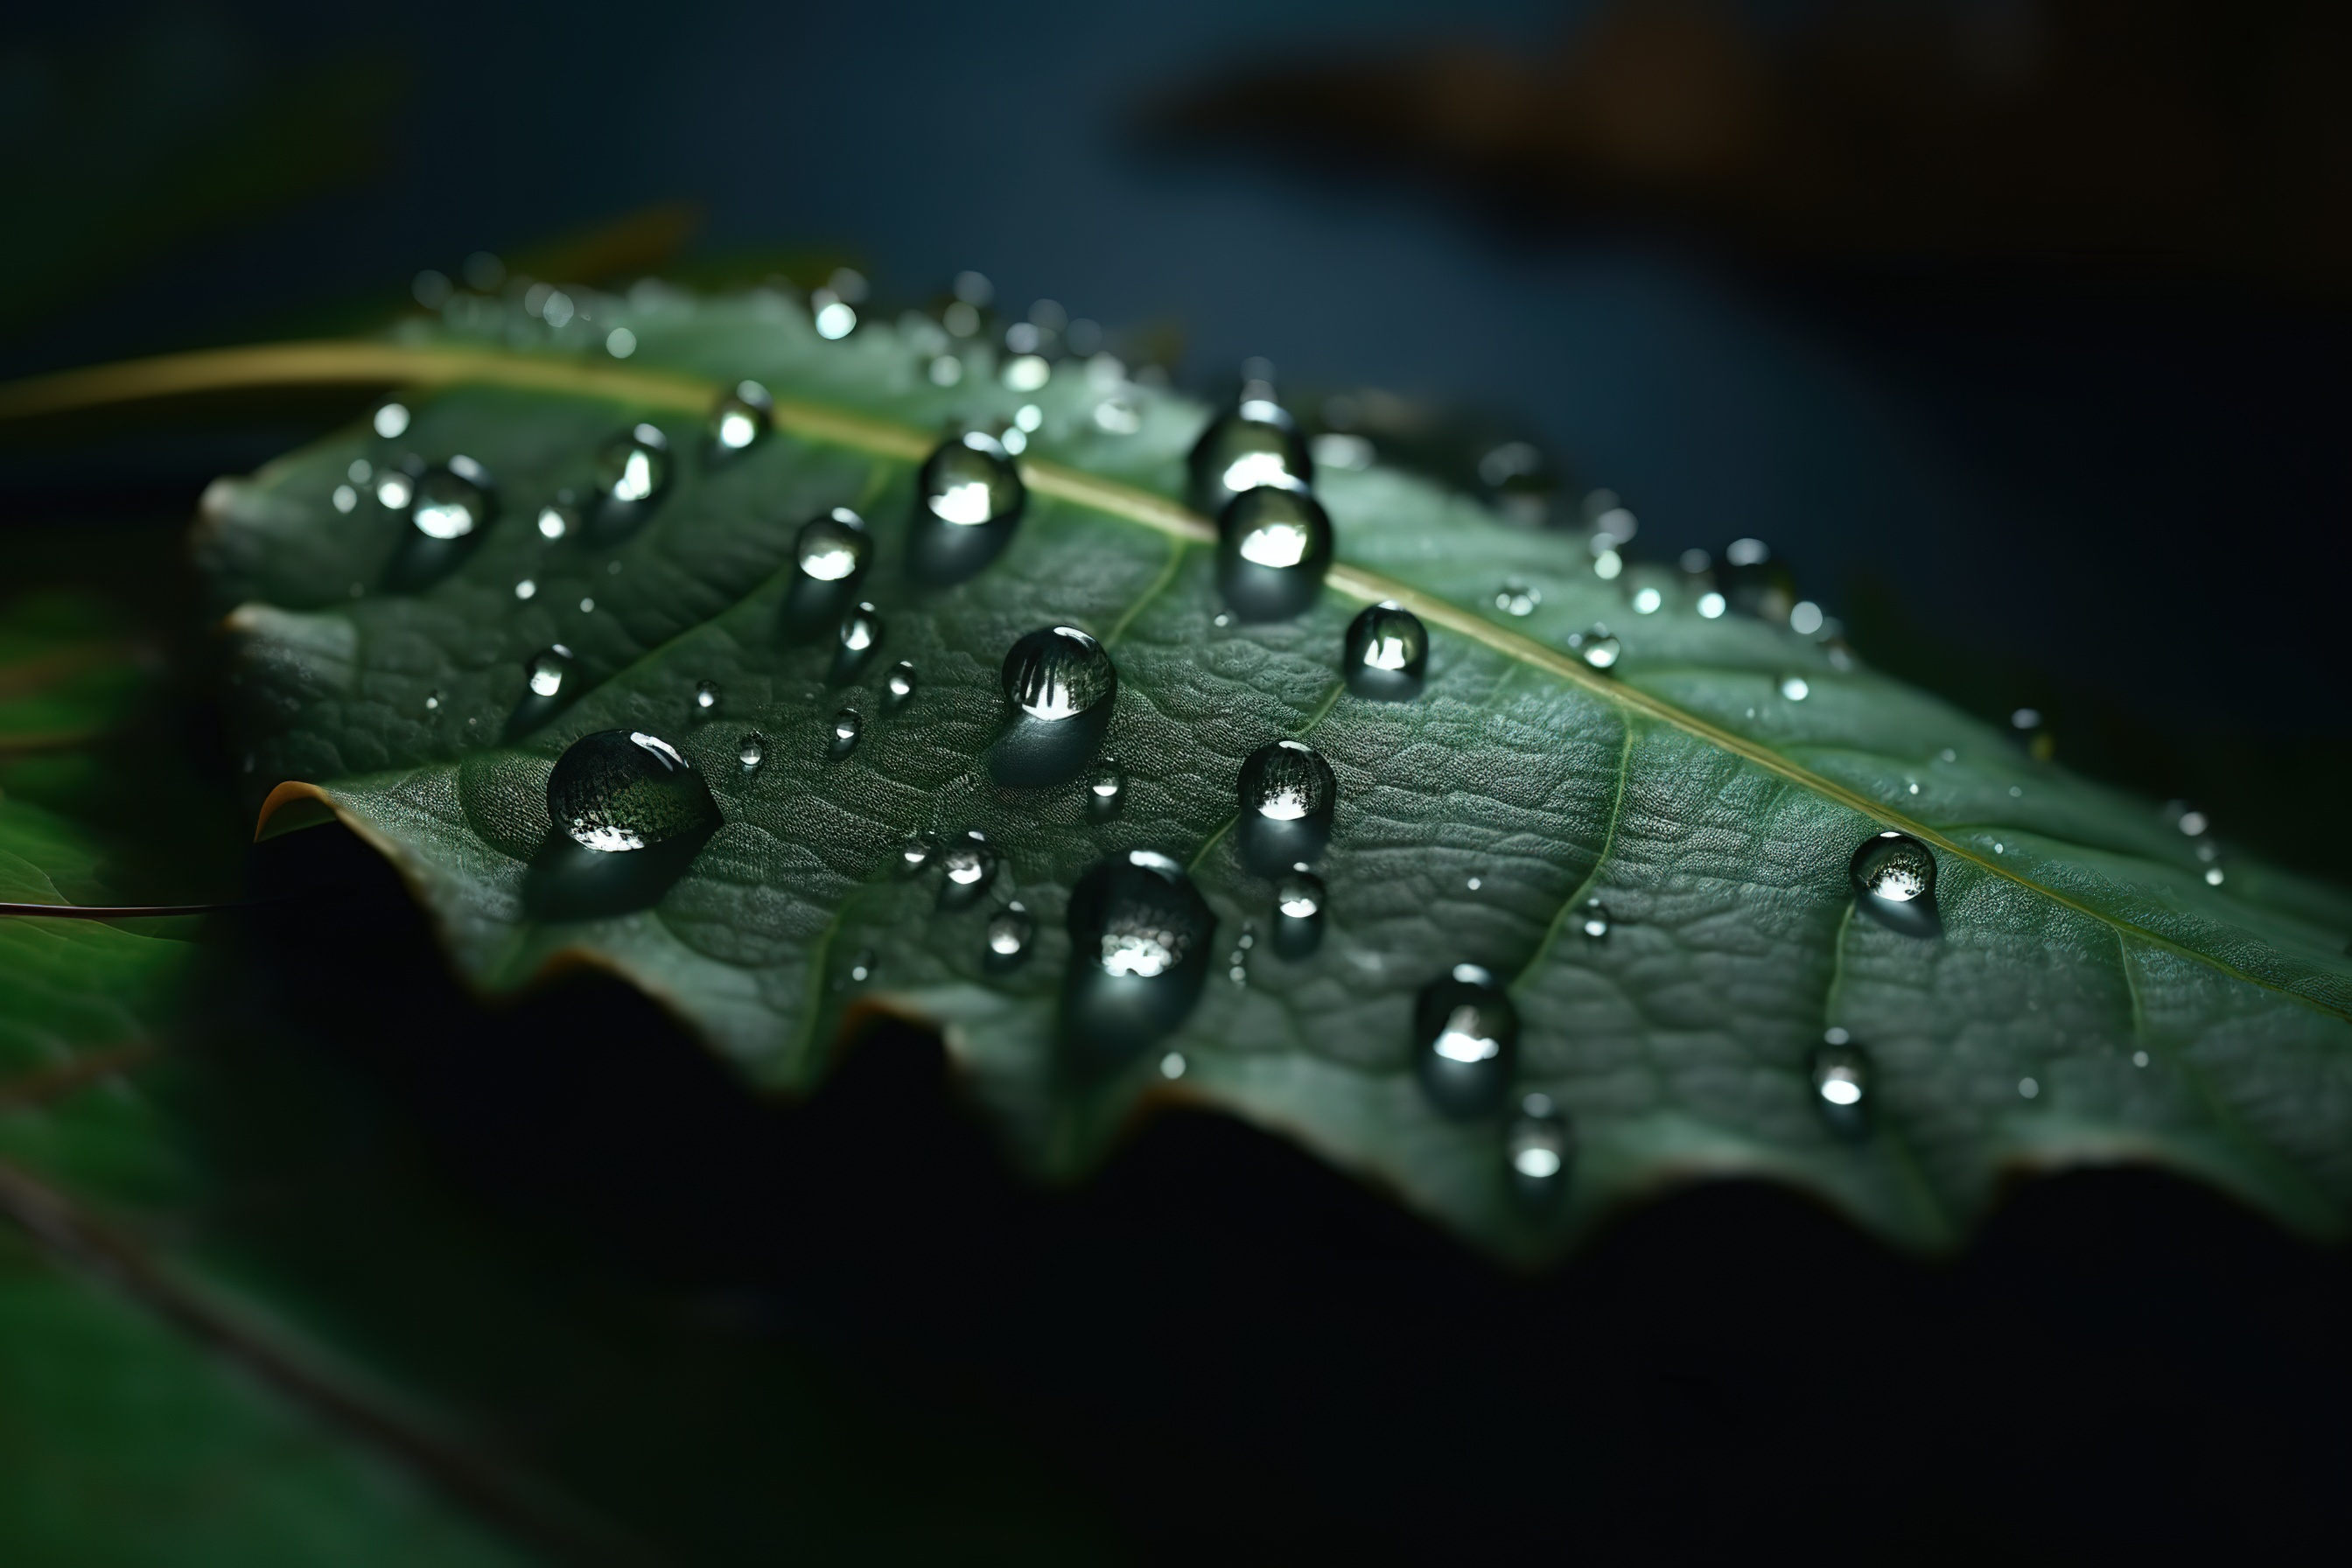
[{"x1": 185, "y1": 297, "x2": 2352, "y2": 1261}]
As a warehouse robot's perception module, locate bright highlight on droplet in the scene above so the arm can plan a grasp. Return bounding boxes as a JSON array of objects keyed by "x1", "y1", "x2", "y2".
[
  {"x1": 1631, "y1": 586, "x2": 1662, "y2": 613},
  {"x1": 606, "y1": 326, "x2": 637, "y2": 358},
  {"x1": 1160, "y1": 1052, "x2": 1186, "y2": 1080},
  {"x1": 373, "y1": 402, "x2": 410, "y2": 438},
  {"x1": 514, "y1": 579, "x2": 536, "y2": 600},
  {"x1": 814, "y1": 301, "x2": 856, "y2": 340},
  {"x1": 1781, "y1": 676, "x2": 1810, "y2": 701},
  {"x1": 1789, "y1": 600, "x2": 1824, "y2": 635},
  {"x1": 1697, "y1": 592, "x2": 1726, "y2": 619}
]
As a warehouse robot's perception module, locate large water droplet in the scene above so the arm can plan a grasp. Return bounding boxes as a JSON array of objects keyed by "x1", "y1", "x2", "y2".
[
  {"x1": 939, "y1": 832, "x2": 996, "y2": 910},
  {"x1": 545, "y1": 730, "x2": 718, "y2": 853},
  {"x1": 1217, "y1": 486, "x2": 1333, "y2": 620},
  {"x1": 1506, "y1": 1092, "x2": 1573, "y2": 1203},
  {"x1": 1086, "y1": 760, "x2": 1126, "y2": 822},
  {"x1": 1187, "y1": 400, "x2": 1312, "y2": 517},
  {"x1": 710, "y1": 380, "x2": 773, "y2": 453},
  {"x1": 1271, "y1": 869, "x2": 1326, "y2": 960},
  {"x1": 992, "y1": 627, "x2": 1116, "y2": 788},
  {"x1": 506, "y1": 644, "x2": 578, "y2": 737},
  {"x1": 593, "y1": 423, "x2": 672, "y2": 537},
  {"x1": 1811, "y1": 1029, "x2": 1872, "y2": 1139},
  {"x1": 885, "y1": 662, "x2": 918, "y2": 708},
  {"x1": 1063, "y1": 849, "x2": 1214, "y2": 1068},
  {"x1": 1850, "y1": 830, "x2": 1941, "y2": 937},
  {"x1": 1417, "y1": 964, "x2": 1517, "y2": 1119},
  {"x1": 796, "y1": 508, "x2": 870, "y2": 583},
  {"x1": 1237, "y1": 738, "x2": 1335, "y2": 875},
  {"x1": 911, "y1": 433, "x2": 1025, "y2": 584},
  {"x1": 1343, "y1": 602, "x2": 1428, "y2": 700},
  {"x1": 985, "y1": 904, "x2": 1035, "y2": 973},
  {"x1": 410, "y1": 456, "x2": 494, "y2": 540},
  {"x1": 828, "y1": 708, "x2": 863, "y2": 760},
  {"x1": 1003, "y1": 626, "x2": 1115, "y2": 721}
]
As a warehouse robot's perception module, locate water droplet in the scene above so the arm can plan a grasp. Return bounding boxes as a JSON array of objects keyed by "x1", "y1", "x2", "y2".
[
  {"x1": 1850, "y1": 830, "x2": 1941, "y2": 937},
  {"x1": 834, "y1": 603, "x2": 884, "y2": 681},
  {"x1": 536, "y1": 503, "x2": 576, "y2": 540},
  {"x1": 738, "y1": 732, "x2": 766, "y2": 770},
  {"x1": 1086, "y1": 760, "x2": 1126, "y2": 822},
  {"x1": 593, "y1": 423, "x2": 671, "y2": 535},
  {"x1": 694, "y1": 680, "x2": 719, "y2": 715},
  {"x1": 1159, "y1": 1051, "x2": 1186, "y2": 1080},
  {"x1": 848, "y1": 948, "x2": 878, "y2": 984},
  {"x1": 795, "y1": 508, "x2": 870, "y2": 583},
  {"x1": 332, "y1": 484, "x2": 357, "y2": 514},
  {"x1": 1217, "y1": 486, "x2": 1333, "y2": 620},
  {"x1": 373, "y1": 469, "x2": 416, "y2": 510},
  {"x1": 885, "y1": 662, "x2": 918, "y2": 707},
  {"x1": 939, "y1": 833, "x2": 997, "y2": 909},
  {"x1": 1507, "y1": 1093, "x2": 1573, "y2": 1202},
  {"x1": 1810, "y1": 1036, "x2": 1872, "y2": 1138},
  {"x1": 1272, "y1": 869, "x2": 1326, "y2": 959},
  {"x1": 1343, "y1": 602, "x2": 1428, "y2": 700},
  {"x1": 920, "y1": 431, "x2": 1023, "y2": 528},
  {"x1": 2177, "y1": 809, "x2": 2209, "y2": 837},
  {"x1": 1187, "y1": 399, "x2": 1311, "y2": 517},
  {"x1": 710, "y1": 380, "x2": 772, "y2": 452},
  {"x1": 2204, "y1": 866, "x2": 2225, "y2": 886},
  {"x1": 912, "y1": 433, "x2": 1025, "y2": 585},
  {"x1": 1696, "y1": 591, "x2": 1727, "y2": 619},
  {"x1": 1781, "y1": 676, "x2": 1810, "y2": 701},
  {"x1": 514, "y1": 578, "x2": 536, "y2": 600},
  {"x1": 2018, "y1": 1076, "x2": 2040, "y2": 1100},
  {"x1": 985, "y1": 904, "x2": 1035, "y2": 971},
  {"x1": 1495, "y1": 579, "x2": 1542, "y2": 617},
  {"x1": 1718, "y1": 537, "x2": 1797, "y2": 622},
  {"x1": 1095, "y1": 397, "x2": 1142, "y2": 434},
  {"x1": 2132, "y1": 1050, "x2": 2150, "y2": 1068},
  {"x1": 528, "y1": 648, "x2": 572, "y2": 698},
  {"x1": 1790, "y1": 600, "x2": 1825, "y2": 636},
  {"x1": 1238, "y1": 738, "x2": 1335, "y2": 876},
  {"x1": 1631, "y1": 586, "x2": 1662, "y2": 614},
  {"x1": 373, "y1": 402, "x2": 410, "y2": 439},
  {"x1": 1002, "y1": 626, "x2": 1116, "y2": 721},
  {"x1": 393, "y1": 458, "x2": 496, "y2": 585},
  {"x1": 899, "y1": 830, "x2": 939, "y2": 876},
  {"x1": 828, "y1": 708, "x2": 862, "y2": 760},
  {"x1": 546, "y1": 730, "x2": 718, "y2": 853},
  {"x1": 579, "y1": 597, "x2": 596, "y2": 614},
  {"x1": 1417, "y1": 963, "x2": 1517, "y2": 1119},
  {"x1": 1579, "y1": 633, "x2": 1622, "y2": 670},
  {"x1": 1578, "y1": 899, "x2": 1610, "y2": 940},
  {"x1": 424, "y1": 690, "x2": 443, "y2": 713}
]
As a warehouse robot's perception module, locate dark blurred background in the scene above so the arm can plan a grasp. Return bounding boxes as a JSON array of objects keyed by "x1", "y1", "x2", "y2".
[{"x1": 6, "y1": 0, "x2": 2351, "y2": 1559}]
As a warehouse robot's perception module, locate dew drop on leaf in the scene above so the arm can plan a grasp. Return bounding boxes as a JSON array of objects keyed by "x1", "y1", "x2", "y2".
[
  {"x1": 899, "y1": 830, "x2": 939, "y2": 876},
  {"x1": 1506, "y1": 1092, "x2": 1573, "y2": 1203},
  {"x1": 1272, "y1": 869, "x2": 1326, "y2": 960},
  {"x1": 1217, "y1": 486, "x2": 1333, "y2": 620},
  {"x1": 536, "y1": 502, "x2": 576, "y2": 540},
  {"x1": 528, "y1": 647, "x2": 572, "y2": 698},
  {"x1": 710, "y1": 380, "x2": 773, "y2": 452},
  {"x1": 939, "y1": 832, "x2": 996, "y2": 909},
  {"x1": 1579, "y1": 899, "x2": 1610, "y2": 940},
  {"x1": 409, "y1": 457, "x2": 494, "y2": 540},
  {"x1": 374, "y1": 469, "x2": 416, "y2": 510},
  {"x1": 1416, "y1": 963, "x2": 1518, "y2": 1120},
  {"x1": 1239, "y1": 738, "x2": 1335, "y2": 875},
  {"x1": 694, "y1": 680, "x2": 719, "y2": 715},
  {"x1": 828, "y1": 708, "x2": 862, "y2": 760},
  {"x1": 985, "y1": 904, "x2": 1034, "y2": 970},
  {"x1": 1343, "y1": 601, "x2": 1428, "y2": 700},
  {"x1": 885, "y1": 661, "x2": 918, "y2": 707},
  {"x1": 1086, "y1": 760, "x2": 1126, "y2": 822},
  {"x1": 1002, "y1": 626, "x2": 1116, "y2": 721},
  {"x1": 1187, "y1": 397, "x2": 1312, "y2": 517},
  {"x1": 1495, "y1": 579, "x2": 1542, "y2": 617},
  {"x1": 1811, "y1": 1029, "x2": 1872, "y2": 1139},
  {"x1": 1579, "y1": 633, "x2": 1622, "y2": 670},
  {"x1": 597, "y1": 423, "x2": 671, "y2": 509},
  {"x1": 546, "y1": 730, "x2": 718, "y2": 853},
  {"x1": 1851, "y1": 831, "x2": 1941, "y2": 937},
  {"x1": 737, "y1": 731, "x2": 765, "y2": 771},
  {"x1": 834, "y1": 603, "x2": 883, "y2": 680},
  {"x1": 372, "y1": 402, "x2": 410, "y2": 439},
  {"x1": 795, "y1": 508, "x2": 870, "y2": 583},
  {"x1": 920, "y1": 432, "x2": 1023, "y2": 528}
]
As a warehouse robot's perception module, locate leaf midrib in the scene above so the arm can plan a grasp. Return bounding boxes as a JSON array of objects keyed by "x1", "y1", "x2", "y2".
[{"x1": 7, "y1": 340, "x2": 2342, "y2": 1022}]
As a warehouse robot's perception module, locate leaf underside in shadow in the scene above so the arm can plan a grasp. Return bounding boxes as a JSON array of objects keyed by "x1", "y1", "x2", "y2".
[{"x1": 183, "y1": 294, "x2": 2352, "y2": 1263}]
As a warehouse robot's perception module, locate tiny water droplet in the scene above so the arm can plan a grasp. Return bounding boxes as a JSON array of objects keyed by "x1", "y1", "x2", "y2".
[
  {"x1": 1579, "y1": 633, "x2": 1622, "y2": 670},
  {"x1": 885, "y1": 662, "x2": 918, "y2": 707},
  {"x1": 579, "y1": 597, "x2": 596, "y2": 614},
  {"x1": 939, "y1": 833, "x2": 997, "y2": 909},
  {"x1": 1697, "y1": 591, "x2": 1727, "y2": 619},
  {"x1": 795, "y1": 508, "x2": 870, "y2": 583},
  {"x1": 528, "y1": 648, "x2": 572, "y2": 698},
  {"x1": 737, "y1": 732, "x2": 766, "y2": 770},
  {"x1": 2132, "y1": 1050, "x2": 2150, "y2": 1068},
  {"x1": 536, "y1": 503, "x2": 575, "y2": 540},
  {"x1": 1811, "y1": 1036, "x2": 1872, "y2": 1138},
  {"x1": 1579, "y1": 899, "x2": 1610, "y2": 940},
  {"x1": 373, "y1": 402, "x2": 410, "y2": 439},
  {"x1": 1780, "y1": 676, "x2": 1810, "y2": 701},
  {"x1": 985, "y1": 904, "x2": 1035, "y2": 970},
  {"x1": 1213, "y1": 612, "x2": 1232, "y2": 628},
  {"x1": 1344, "y1": 601, "x2": 1428, "y2": 699},
  {"x1": 597, "y1": 423, "x2": 671, "y2": 509},
  {"x1": 1002, "y1": 626, "x2": 1116, "y2": 721},
  {"x1": 514, "y1": 578, "x2": 536, "y2": 600},
  {"x1": 410, "y1": 456, "x2": 495, "y2": 540},
  {"x1": 1466, "y1": 877, "x2": 1482, "y2": 892},
  {"x1": 1851, "y1": 831, "x2": 1941, "y2": 937},
  {"x1": 694, "y1": 680, "x2": 719, "y2": 715},
  {"x1": 828, "y1": 708, "x2": 862, "y2": 760},
  {"x1": 2177, "y1": 809, "x2": 2210, "y2": 836},
  {"x1": 375, "y1": 469, "x2": 416, "y2": 510},
  {"x1": 1631, "y1": 586, "x2": 1662, "y2": 614},
  {"x1": 1272, "y1": 869, "x2": 1326, "y2": 959},
  {"x1": 848, "y1": 948, "x2": 878, "y2": 984},
  {"x1": 1086, "y1": 760, "x2": 1126, "y2": 822},
  {"x1": 1159, "y1": 1051, "x2": 1186, "y2": 1079},
  {"x1": 710, "y1": 380, "x2": 773, "y2": 452},
  {"x1": 1507, "y1": 1092, "x2": 1573, "y2": 1200},
  {"x1": 2019, "y1": 1076, "x2": 2040, "y2": 1100},
  {"x1": 1495, "y1": 579, "x2": 1542, "y2": 617},
  {"x1": 332, "y1": 484, "x2": 357, "y2": 514},
  {"x1": 899, "y1": 830, "x2": 939, "y2": 875},
  {"x1": 424, "y1": 690, "x2": 443, "y2": 712},
  {"x1": 546, "y1": 730, "x2": 718, "y2": 852},
  {"x1": 2204, "y1": 866, "x2": 2225, "y2": 886},
  {"x1": 1187, "y1": 398, "x2": 1312, "y2": 516},
  {"x1": 834, "y1": 603, "x2": 883, "y2": 679},
  {"x1": 1417, "y1": 963, "x2": 1517, "y2": 1119}
]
